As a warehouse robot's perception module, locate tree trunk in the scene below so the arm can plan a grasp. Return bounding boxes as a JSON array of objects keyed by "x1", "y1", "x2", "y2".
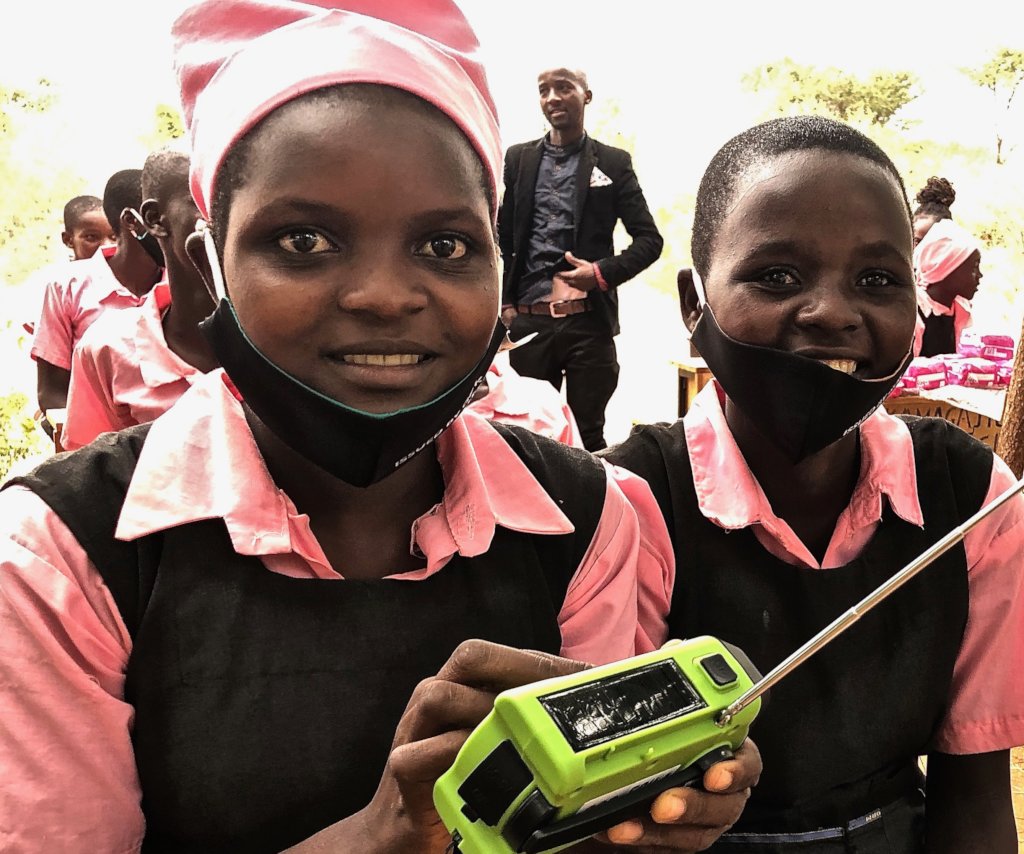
[{"x1": 998, "y1": 315, "x2": 1024, "y2": 476}]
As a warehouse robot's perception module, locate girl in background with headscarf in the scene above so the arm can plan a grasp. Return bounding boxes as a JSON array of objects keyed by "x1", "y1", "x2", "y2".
[
  {"x1": 0, "y1": 1, "x2": 761, "y2": 851},
  {"x1": 913, "y1": 218, "x2": 983, "y2": 357}
]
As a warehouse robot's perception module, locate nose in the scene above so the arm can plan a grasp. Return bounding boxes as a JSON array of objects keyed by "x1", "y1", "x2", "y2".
[
  {"x1": 335, "y1": 255, "x2": 428, "y2": 321},
  {"x1": 793, "y1": 282, "x2": 861, "y2": 335}
]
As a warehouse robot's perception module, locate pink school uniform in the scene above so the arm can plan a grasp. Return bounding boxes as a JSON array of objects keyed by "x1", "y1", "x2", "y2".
[
  {"x1": 0, "y1": 370, "x2": 671, "y2": 850},
  {"x1": 30, "y1": 245, "x2": 149, "y2": 370},
  {"x1": 63, "y1": 282, "x2": 203, "y2": 450},
  {"x1": 468, "y1": 351, "x2": 584, "y2": 447},
  {"x1": 617, "y1": 382, "x2": 1024, "y2": 755}
]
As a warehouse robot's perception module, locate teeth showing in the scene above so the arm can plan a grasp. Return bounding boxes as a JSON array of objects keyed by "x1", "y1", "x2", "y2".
[
  {"x1": 342, "y1": 354, "x2": 424, "y2": 367},
  {"x1": 820, "y1": 359, "x2": 857, "y2": 374}
]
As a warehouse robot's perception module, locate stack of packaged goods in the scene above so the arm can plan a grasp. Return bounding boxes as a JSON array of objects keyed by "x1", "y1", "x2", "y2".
[{"x1": 891, "y1": 331, "x2": 1016, "y2": 397}]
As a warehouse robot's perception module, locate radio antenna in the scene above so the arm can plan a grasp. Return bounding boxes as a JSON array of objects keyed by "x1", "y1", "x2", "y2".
[{"x1": 717, "y1": 474, "x2": 1024, "y2": 727}]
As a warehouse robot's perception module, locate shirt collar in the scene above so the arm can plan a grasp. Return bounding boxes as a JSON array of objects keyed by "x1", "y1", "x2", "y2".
[
  {"x1": 543, "y1": 131, "x2": 587, "y2": 156},
  {"x1": 133, "y1": 281, "x2": 203, "y2": 389},
  {"x1": 684, "y1": 382, "x2": 924, "y2": 535},
  {"x1": 89, "y1": 245, "x2": 145, "y2": 305},
  {"x1": 116, "y1": 376, "x2": 572, "y2": 559}
]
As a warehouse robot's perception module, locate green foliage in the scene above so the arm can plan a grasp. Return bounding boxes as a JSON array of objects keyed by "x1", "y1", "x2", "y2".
[
  {"x1": 0, "y1": 391, "x2": 40, "y2": 480},
  {"x1": 140, "y1": 103, "x2": 186, "y2": 150},
  {"x1": 0, "y1": 79, "x2": 84, "y2": 286},
  {"x1": 743, "y1": 59, "x2": 919, "y2": 127},
  {"x1": 960, "y1": 48, "x2": 1024, "y2": 164}
]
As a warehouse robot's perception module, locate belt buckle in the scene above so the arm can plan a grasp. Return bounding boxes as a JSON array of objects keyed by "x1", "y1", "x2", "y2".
[{"x1": 549, "y1": 299, "x2": 572, "y2": 318}]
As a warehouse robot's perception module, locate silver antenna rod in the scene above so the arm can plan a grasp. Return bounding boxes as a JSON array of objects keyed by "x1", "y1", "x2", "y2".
[{"x1": 717, "y1": 474, "x2": 1024, "y2": 727}]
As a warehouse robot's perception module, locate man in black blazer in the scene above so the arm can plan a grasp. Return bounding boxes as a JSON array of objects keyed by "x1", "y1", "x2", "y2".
[{"x1": 498, "y1": 67, "x2": 663, "y2": 451}]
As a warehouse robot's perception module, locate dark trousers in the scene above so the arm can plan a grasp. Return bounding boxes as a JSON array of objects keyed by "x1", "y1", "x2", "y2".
[{"x1": 509, "y1": 312, "x2": 619, "y2": 451}]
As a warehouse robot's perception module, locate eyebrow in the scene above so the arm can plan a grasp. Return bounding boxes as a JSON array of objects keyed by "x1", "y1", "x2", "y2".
[
  {"x1": 740, "y1": 238, "x2": 909, "y2": 262},
  {"x1": 243, "y1": 198, "x2": 488, "y2": 230},
  {"x1": 253, "y1": 198, "x2": 340, "y2": 219}
]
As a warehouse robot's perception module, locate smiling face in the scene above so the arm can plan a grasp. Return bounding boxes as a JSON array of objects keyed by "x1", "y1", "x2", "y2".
[
  {"x1": 537, "y1": 68, "x2": 590, "y2": 138},
  {"x1": 63, "y1": 209, "x2": 115, "y2": 260},
  {"x1": 217, "y1": 87, "x2": 498, "y2": 414},
  {"x1": 699, "y1": 149, "x2": 917, "y2": 380}
]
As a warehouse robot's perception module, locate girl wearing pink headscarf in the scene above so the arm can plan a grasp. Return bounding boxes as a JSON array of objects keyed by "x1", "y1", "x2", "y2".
[
  {"x1": 913, "y1": 218, "x2": 983, "y2": 357},
  {"x1": 0, "y1": 1, "x2": 760, "y2": 851}
]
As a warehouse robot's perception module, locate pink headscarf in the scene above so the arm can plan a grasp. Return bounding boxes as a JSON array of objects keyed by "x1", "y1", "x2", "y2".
[
  {"x1": 171, "y1": 0, "x2": 502, "y2": 221},
  {"x1": 913, "y1": 218, "x2": 981, "y2": 287}
]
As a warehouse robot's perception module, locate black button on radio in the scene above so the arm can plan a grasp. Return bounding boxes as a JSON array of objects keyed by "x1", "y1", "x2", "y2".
[{"x1": 700, "y1": 653, "x2": 738, "y2": 686}]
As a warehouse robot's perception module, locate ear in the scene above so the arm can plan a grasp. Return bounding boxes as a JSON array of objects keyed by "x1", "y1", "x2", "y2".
[
  {"x1": 677, "y1": 268, "x2": 702, "y2": 333},
  {"x1": 583, "y1": 88, "x2": 593, "y2": 105},
  {"x1": 119, "y1": 207, "x2": 140, "y2": 238},
  {"x1": 140, "y1": 199, "x2": 168, "y2": 238},
  {"x1": 185, "y1": 227, "x2": 220, "y2": 303},
  {"x1": 61, "y1": 230, "x2": 74, "y2": 250}
]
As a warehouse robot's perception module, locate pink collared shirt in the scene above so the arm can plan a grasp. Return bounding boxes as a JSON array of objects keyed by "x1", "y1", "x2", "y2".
[
  {"x1": 0, "y1": 372, "x2": 670, "y2": 851},
  {"x1": 30, "y1": 246, "x2": 150, "y2": 370},
  {"x1": 673, "y1": 382, "x2": 1024, "y2": 755},
  {"x1": 468, "y1": 352, "x2": 583, "y2": 447},
  {"x1": 63, "y1": 282, "x2": 203, "y2": 450}
]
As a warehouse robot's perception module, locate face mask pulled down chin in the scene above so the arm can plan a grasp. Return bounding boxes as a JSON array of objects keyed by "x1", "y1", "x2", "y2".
[
  {"x1": 200, "y1": 298, "x2": 505, "y2": 488},
  {"x1": 691, "y1": 305, "x2": 912, "y2": 463}
]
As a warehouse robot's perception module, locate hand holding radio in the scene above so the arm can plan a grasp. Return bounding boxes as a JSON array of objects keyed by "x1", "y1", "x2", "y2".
[
  {"x1": 594, "y1": 737, "x2": 761, "y2": 851},
  {"x1": 359, "y1": 640, "x2": 590, "y2": 853}
]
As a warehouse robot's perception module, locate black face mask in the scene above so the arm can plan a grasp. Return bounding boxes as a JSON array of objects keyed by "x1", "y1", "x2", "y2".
[
  {"x1": 200, "y1": 298, "x2": 505, "y2": 487},
  {"x1": 691, "y1": 305, "x2": 912, "y2": 462}
]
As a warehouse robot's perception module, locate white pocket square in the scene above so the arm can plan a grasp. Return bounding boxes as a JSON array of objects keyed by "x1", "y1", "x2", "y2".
[{"x1": 589, "y1": 167, "x2": 613, "y2": 187}]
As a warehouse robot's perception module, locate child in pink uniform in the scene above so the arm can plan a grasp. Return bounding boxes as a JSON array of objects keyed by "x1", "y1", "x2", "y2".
[
  {"x1": 913, "y1": 219, "x2": 983, "y2": 357},
  {"x1": 63, "y1": 150, "x2": 218, "y2": 449},
  {"x1": 32, "y1": 169, "x2": 163, "y2": 421},
  {"x1": 0, "y1": 2, "x2": 759, "y2": 851},
  {"x1": 606, "y1": 116, "x2": 1024, "y2": 853},
  {"x1": 61, "y1": 194, "x2": 115, "y2": 261}
]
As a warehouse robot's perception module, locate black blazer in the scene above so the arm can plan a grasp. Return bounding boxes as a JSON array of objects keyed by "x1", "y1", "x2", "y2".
[{"x1": 498, "y1": 135, "x2": 664, "y2": 336}]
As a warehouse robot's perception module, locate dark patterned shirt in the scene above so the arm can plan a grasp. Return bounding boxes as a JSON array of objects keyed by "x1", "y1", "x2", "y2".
[{"x1": 518, "y1": 134, "x2": 585, "y2": 305}]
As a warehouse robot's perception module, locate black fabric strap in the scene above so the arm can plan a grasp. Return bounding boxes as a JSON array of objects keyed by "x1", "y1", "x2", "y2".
[{"x1": 5, "y1": 424, "x2": 156, "y2": 637}]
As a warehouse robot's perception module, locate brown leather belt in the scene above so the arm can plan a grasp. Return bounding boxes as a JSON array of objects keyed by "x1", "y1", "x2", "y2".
[{"x1": 515, "y1": 298, "x2": 593, "y2": 317}]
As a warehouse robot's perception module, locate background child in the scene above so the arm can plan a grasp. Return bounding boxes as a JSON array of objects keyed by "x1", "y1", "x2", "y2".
[
  {"x1": 606, "y1": 115, "x2": 1024, "y2": 853},
  {"x1": 61, "y1": 194, "x2": 115, "y2": 260},
  {"x1": 0, "y1": 1, "x2": 757, "y2": 851},
  {"x1": 62, "y1": 149, "x2": 217, "y2": 449},
  {"x1": 31, "y1": 168, "x2": 163, "y2": 421},
  {"x1": 914, "y1": 219, "x2": 984, "y2": 357},
  {"x1": 19, "y1": 195, "x2": 113, "y2": 337}
]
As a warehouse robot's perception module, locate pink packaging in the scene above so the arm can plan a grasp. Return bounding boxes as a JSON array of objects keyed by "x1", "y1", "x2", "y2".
[
  {"x1": 958, "y1": 330, "x2": 1015, "y2": 361},
  {"x1": 997, "y1": 362, "x2": 1014, "y2": 387},
  {"x1": 952, "y1": 357, "x2": 1003, "y2": 389},
  {"x1": 903, "y1": 358, "x2": 948, "y2": 391}
]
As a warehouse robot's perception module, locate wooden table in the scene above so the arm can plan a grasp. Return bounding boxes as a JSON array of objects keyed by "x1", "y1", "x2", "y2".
[
  {"x1": 671, "y1": 357, "x2": 714, "y2": 417},
  {"x1": 882, "y1": 388, "x2": 1005, "y2": 451}
]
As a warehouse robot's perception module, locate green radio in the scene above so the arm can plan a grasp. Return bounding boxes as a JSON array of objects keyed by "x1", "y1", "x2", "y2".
[{"x1": 433, "y1": 636, "x2": 761, "y2": 854}]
